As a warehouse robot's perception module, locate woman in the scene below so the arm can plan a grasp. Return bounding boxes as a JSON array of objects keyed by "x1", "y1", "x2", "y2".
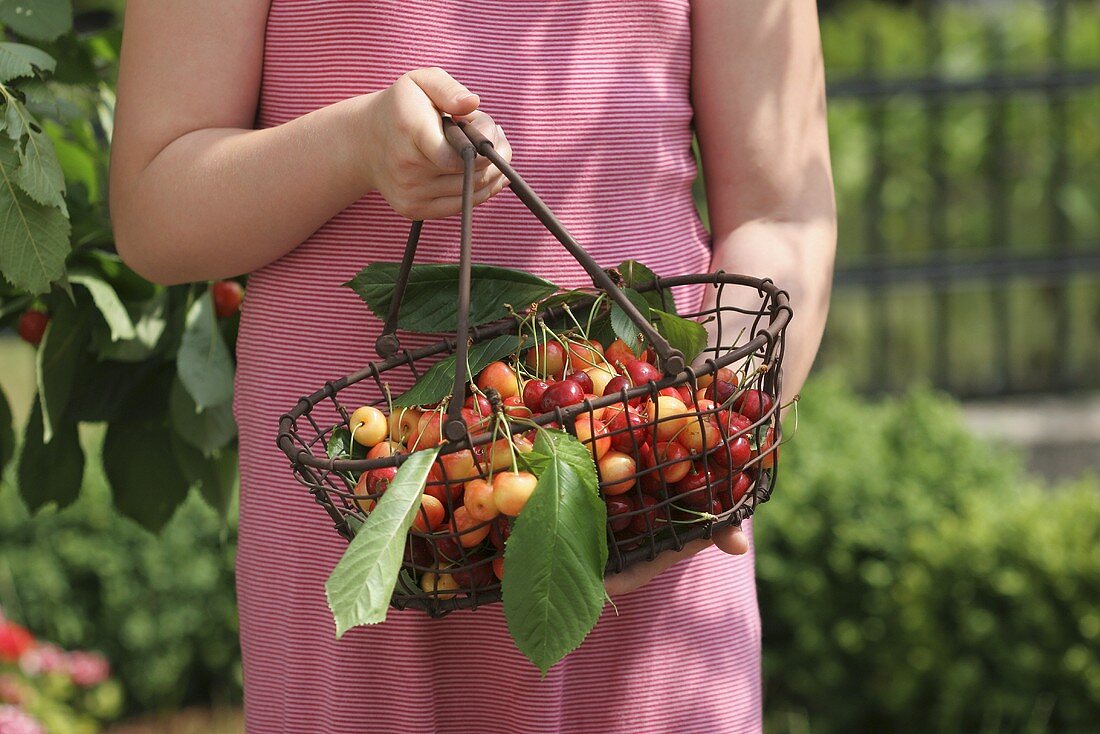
[{"x1": 110, "y1": 1, "x2": 836, "y2": 731}]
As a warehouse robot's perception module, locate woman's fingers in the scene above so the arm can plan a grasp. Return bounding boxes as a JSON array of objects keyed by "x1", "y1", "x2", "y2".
[
  {"x1": 416, "y1": 175, "x2": 508, "y2": 220},
  {"x1": 713, "y1": 524, "x2": 750, "y2": 556}
]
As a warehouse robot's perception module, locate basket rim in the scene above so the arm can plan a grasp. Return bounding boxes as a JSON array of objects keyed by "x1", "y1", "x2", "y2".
[{"x1": 276, "y1": 271, "x2": 791, "y2": 474}]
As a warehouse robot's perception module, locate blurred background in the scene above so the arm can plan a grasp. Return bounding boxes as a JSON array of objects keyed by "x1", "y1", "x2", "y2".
[{"x1": 0, "y1": 1, "x2": 1097, "y2": 732}]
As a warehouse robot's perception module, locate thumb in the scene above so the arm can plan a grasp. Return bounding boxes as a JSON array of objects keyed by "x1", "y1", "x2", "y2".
[
  {"x1": 407, "y1": 67, "x2": 479, "y2": 115},
  {"x1": 713, "y1": 524, "x2": 749, "y2": 556}
]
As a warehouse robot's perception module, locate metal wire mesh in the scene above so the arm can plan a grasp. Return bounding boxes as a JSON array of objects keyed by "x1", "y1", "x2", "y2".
[{"x1": 277, "y1": 273, "x2": 791, "y2": 617}]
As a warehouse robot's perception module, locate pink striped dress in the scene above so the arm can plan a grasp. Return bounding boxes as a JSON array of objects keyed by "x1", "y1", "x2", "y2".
[{"x1": 234, "y1": 1, "x2": 762, "y2": 731}]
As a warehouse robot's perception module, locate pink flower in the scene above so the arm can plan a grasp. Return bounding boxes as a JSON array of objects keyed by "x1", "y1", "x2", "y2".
[
  {"x1": 0, "y1": 705, "x2": 46, "y2": 734},
  {"x1": 66, "y1": 651, "x2": 110, "y2": 688},
  {"x1": 17, "y1": 644, "x2": 65, "y2": 677}
]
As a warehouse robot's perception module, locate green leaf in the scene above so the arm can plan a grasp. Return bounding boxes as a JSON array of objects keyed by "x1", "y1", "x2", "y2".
[
  {"x1": 92, "y1": 290, "x2": 168, "y2": 362},
  {"x1": 617, "y1": 259, "x2": 671, "y2": 313},
  {"x1": 0, "y1": 145, "x2": 70, "y2": 294},
  {"x1": 16, "y1": 400, "x2": 84, "y2": 512},
  {"x1": 36, "y1": 296, "x2": 90, "y2": 444},
  {"x1": 177, "y1": 291, "x2": 234, "y2": 409},
  {"x1": 103, "y1": 417, "x2": 193, "y2": 532},
  {"x1": 13, "y1": 122, "x2": 66, "y2": 210},
  {"x1": 502, "y1": 429, "x2": 607, "y2": 675},
  {"x1": 652, "y1": 309, "x2": 709, "y2": 364},
  {"x1": 64, "y1": 360, "x2": 152, "y2": 423},
  {"x1": 0, "y1": 384, "x2": 14, "y2": 474},
  {"x1": 326, "y1": 447, "x2": 440, "y2": 636},
  {"x1": 346, "y1": 262, "x2": 558, "y2": 333},
  {"x1": 0, "y1": 0, "x2": 74, "y2": 42},
  {"x1": 0, "y1": 42, "x2": 56, "y2": 82},
  {"x1": 326, "y1": 427, "x2": 366, "y2": 461},
  {"x1": 70, "y1": 269, "x2": 136, "y2": 342},
  {"x1": 392, "y1": 334, "x2": 521, "y2": 408},
  {"x1": 171, "y1": 434, "x2": 238, "y2": 521},
  {"x1": 609, "y1": 288, "x2": 651, "y2": 358},
  {"x1": 168, "y1": 377, "x2": 236, "y2": 457}
]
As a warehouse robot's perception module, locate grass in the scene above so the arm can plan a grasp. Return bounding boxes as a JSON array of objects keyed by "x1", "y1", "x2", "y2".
[{"x1": 105, "y1": 708, "x2": 243, "y2": 734}]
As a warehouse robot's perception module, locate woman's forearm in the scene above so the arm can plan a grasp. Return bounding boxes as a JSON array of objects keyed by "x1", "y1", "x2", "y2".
[
  {"x1": 706, "y1": 218, "x2": 836, "y2": 400},
  {"x1": 110, "y1": 94, "x2": 376, "y2": 285}
]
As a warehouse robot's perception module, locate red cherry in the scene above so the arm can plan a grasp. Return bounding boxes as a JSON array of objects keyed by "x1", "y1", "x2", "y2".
[
  {"x1": 502, "y1": 396, "x2": 533, "y2": 419},
  {"x1": 465, "y1": 393, "x2": 492, "y2": 417},
  {"x1": 715, "y1": 435, "x2": 752, "y2": 469},
  {"x1": 211, "y1": 280, "x2": 244, "y2": 318},
  {"x1": 460, "y1": 407, "x2": 488, "y2": 435},
  {"x1": 720, "y1": 411, "x2": 753, "y2": 437},
  {"x1": 603, "y1": 375, "x2": 639, "y2": 406},
  {"x1": 706, "y1": 378, "x2": 739, "y2": 405},
  {"x1": 522, "y1": 379, "x2": 551, "y2": 412},
  {"x1": 604, "y1": 339, "x2": 637, "y2": 367},
  {"x1": 605, "y1": 495, "x2": 635, "y2": 532},
  {"x1": 674, "y1": 463, "x2": 717, "y2": 509},
  {"x1": 731, "y1": 389, "x2": 774, "y2": 423},
  {"x1": 525, "y1": 340, "x2": 567, "y2": 379},
  {"x1": 607, "y1": 407, "x2": 648, "y2": 453},
  {"x1": 16, "y1": 310, "x2": 49, "y2": 346},
  {"x1": 629, "y1": 494, "x2": 661, "y2": 534},
  {"x1": 565, "y1": 370, "x2": 594, "y2": 395},
  {"x1": 624, "y1": 359, "x2": 661, "y2": 387},
  {"x1": 718, "y1": 471, "x2": 754, "y2": 510},
  {"x1": 450, "y1": 559, "x2": 496, "y2": 589},
  {"x1": 539, "y1": 380, "x2": 585, "y2": 413},
  {"x1": 489, "y1": 516, "x2": 512, "y2": 549}
]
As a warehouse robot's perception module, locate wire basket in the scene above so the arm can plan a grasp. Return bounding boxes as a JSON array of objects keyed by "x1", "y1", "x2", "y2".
[{"x1": 277, "y1": 118, "x2": 792, "y2": 617}]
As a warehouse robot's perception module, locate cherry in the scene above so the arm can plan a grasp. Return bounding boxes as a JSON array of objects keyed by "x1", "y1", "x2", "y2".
[
  {"x1": 460, "y1": 407, "x2": 489, "y2": 435},
  {"x1": 565, "y1": 338, "x2": 603, "y2": 368},
  {"x1": 463, "y1": 478, "x2": 499, "y2": 522},
  {"x1": 492, "y1": 471, "x2": 538, "y2": 516},
  {"x1": 629, "y1": 494, "x2": 662, "y2": 534},
  {"x1": 581, "y1": 398, "x2": 607, "y2": 422},
  {"x1": 678, "y1": 417, "x2": 722, "y2": 455},
  {"x1": 697, "y1": 367, "x2": 737, "y2": 390},
  {"x1": 416, "y1": 412, "x2": 444, "y2": 449},
  {"x1": 405, "y1": 536, "x2": 436, "y2": 569},
  {"x1": 525, "y1": 340, "x2": 566, "y2": 379},
  {"x1": 716, "y1": 435, "x2": 752, "y2": 469},
  {"x1": 476, "y1": 361, "x2": 522, "y2": 400},
  {"x1": 424, "y1": 463, "x2": 461, "y2": 508},
  {"x1": 604, "y1": 339, "x2": 637, "y2": 367},
  {"x1": 539, "y1": 379, "x2": 584, "y2": 413},
  {"x1": 522, "y1": 379, "x2": 551, "y2": 412},
  {"x1": 755, "y1": 426, "x2": 779, "y2": 470},
  {"x1": 674, "y1": 463, "x2": 717, "y2": 509},
  {"x1": 717, "y1": 471, "x2": 754, "y2": 510},
  {"x1": 388, "y1": 407, "x2": 423, "y2": 445},
  {"x1": 645, "y1": 395, "x2": 689, "y2": 442},
  {"x1": 450, "y1": 558, "x2": 496, "y2": 589},
  {"x1": 644, "y1": 441, "x2": 691, "y2": 484},
  {"x1": 624, "y1": 359, "x2": 661, "y2": 387},
  {"x1": 707, "y1": 377, "x2": 740, "y2": 406},
  {"x1": 427, "y1": 531, "x2": 463, "y2": 564},
  {"x1": 597, "y1": 450, "x2": 637, "y2": 495},
  {"x1": 211, "y1": 280, "x2": 244, "y2": 318},
  {"x1": 607, "y1": 406, "x2": 647, "y2": 453},
  {"x1": 732, "y1": 389, "x2": 774, "y2": 423},
  {"x1": 720, "y1": 411, "x2": 753, "y2": 438},
  {"x1": 565, "y1": 370, "x2": 594, "y2": 395},
  {"x1": 603, "y1": 376, "x2": 637, "y2": 405},
  {"x1": 366, "y1": 440, "x2": 405, "y2": 460},
  {"x1": 503, "y1": 396, "x2": 533, "y2": 419},
  {"x1": 436, "y1": 448, "x2": 477, "y2": 484},
  {"x1": 489, "y1": 515, "x2": 511, "y2": 549},
  {"x1": 574, "y1": 416, "x2": 610, "y2": 460},
  {"x1": 465, "y1": 394, "x2": 492, "y2": 417},
  {"x1": 412, "y1": 493, "x2": 446, "y2": 532},
  {"x1": 419, "y1": 569, "x2": 460, "y2": 599},
  {"x1": 605, "y1": 495, "x2": 635, "y2": 532},
  {"x1": 584, "y1": 366, "x2": 617, "y2": 397},
  {"x1": 451, "y1": 507, "x2": 491, "y2": 548},
  {"x1": 16, "y1": 310, "x2": 49, "y2": 346},
  {"x1": 350, "y1": 406, "x2": 389, "y2": 447},
  {"x1": 474, "y1": 438, "x2": 520, "y2": 473},
  {"x1": 658, "y1": 387, "x2": 682, "y2": 400}
]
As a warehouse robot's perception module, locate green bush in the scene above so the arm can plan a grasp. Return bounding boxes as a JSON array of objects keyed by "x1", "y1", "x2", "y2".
[
  {"x1": 0, "y1": 460, "x2": 240, "y2": 715},
  {"x1": 758, "y1": 376, "x2": 1100, "y2": 733}
]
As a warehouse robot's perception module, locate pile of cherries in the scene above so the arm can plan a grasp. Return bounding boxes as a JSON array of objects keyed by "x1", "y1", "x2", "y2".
[{"x1": 343, "y1": 335, "x2": 777, "y2": 600}]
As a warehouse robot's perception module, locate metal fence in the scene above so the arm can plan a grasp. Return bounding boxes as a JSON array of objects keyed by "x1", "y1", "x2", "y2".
[{"x1": 817, "y1": 0, "x2": 1100, "y2": 397}]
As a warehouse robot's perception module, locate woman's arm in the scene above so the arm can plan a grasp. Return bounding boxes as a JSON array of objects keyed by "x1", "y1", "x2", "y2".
[
  {"x1": 110, "y1": 0, "x2": 508, "y2": 285},
  {"x1": 695, "y1": 0, "x2": 837, "y2": 398},
  {"x1": 605, "y1": 0, "x2": 835, "y2": 596}
]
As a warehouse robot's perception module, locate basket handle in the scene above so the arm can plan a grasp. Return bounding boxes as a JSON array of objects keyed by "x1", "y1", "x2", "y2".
[
  {"x1": 376, "y1": 116, "x2": 686, "y2": 442},
  {"x1": 445, "y1": 118, "x2": 685, "y2": 376}
]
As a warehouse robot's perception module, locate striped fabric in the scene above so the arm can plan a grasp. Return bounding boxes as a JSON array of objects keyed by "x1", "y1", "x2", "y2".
[{"x1": 234, "y1": 1, "x2": 762, "y2": 731}]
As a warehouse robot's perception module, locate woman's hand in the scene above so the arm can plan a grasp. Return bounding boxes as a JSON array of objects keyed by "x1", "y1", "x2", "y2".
[
  {"x1": 355, "y1": 67, "x2": 512, "y2": 220},
  {"x1": 603, "y1": 524, "x2": 749, "y2": 598}
]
